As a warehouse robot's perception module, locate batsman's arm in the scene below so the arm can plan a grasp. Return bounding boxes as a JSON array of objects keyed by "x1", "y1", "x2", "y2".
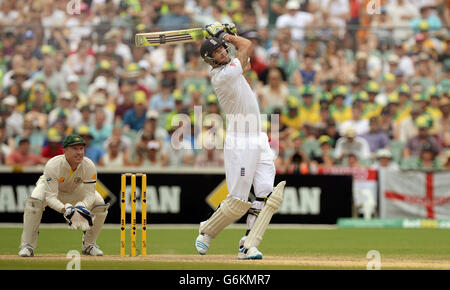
[{"x1": 224, "y1": 34, "x2": 253, "y2": 73}]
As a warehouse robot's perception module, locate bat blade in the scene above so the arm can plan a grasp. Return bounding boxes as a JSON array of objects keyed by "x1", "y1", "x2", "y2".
[{"x1": 135, "y1": 28, "x2": 206, "y2": 47}]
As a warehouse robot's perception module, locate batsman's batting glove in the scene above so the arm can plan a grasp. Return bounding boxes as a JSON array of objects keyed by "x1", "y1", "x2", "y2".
[
  {"x1": 63, "y1": 204, "x2": 75, "y2": 225},
  {"x1": 75, "y1": 203, "x2": 93, "y2": 226},
  {"x1": 223, "y1": 23, "x2": 237, "y2": 35},
  {"x1": 205, "y1": 22, "x2": 225, "y2": 39}
]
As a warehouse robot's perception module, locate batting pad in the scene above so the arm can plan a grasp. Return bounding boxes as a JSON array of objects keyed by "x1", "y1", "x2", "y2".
[
  {"x1": 244, "y1": 181, "x2": 286, "y2": 249},
  {"x1": 200, "y1": 197, "x2": 251, "y2": 238},
  {"x1": 20, "y1": 197, "x2": 44, "y2": 249}
]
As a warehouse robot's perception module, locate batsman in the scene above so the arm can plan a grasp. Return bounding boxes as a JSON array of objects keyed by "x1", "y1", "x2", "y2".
[
  {"x1": 195, "y1": 23, "x2": 286, "y2": 260},
  {"x1": 18, "y1": 134, "x2": 109, "y2": 257}
]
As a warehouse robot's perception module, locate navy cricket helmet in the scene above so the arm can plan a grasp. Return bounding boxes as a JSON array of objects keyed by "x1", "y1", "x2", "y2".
[{"x1": 200, "y1": 37, "x2": 230, "y2": 66}]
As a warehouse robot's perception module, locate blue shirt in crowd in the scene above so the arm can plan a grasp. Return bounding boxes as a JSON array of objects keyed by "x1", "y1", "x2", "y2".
[
  {"x1": 123, "y1": 108, "x2": 147, "y2": 131},
  {"x1": 85, "y1": 146, "x2": 105, "y2": 164}
]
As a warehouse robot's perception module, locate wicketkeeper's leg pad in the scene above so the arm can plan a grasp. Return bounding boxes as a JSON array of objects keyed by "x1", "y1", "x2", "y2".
[
  {"x1": 243, "y1": 181, "x2": 286, "y2": 249},
  {"x1": 82, "y1": 203, "x2": 110, "y2": 247},
  {"x1": 200, "y1": 197, "x2": 251, "y2": 238},
  {"x1": 20, "y1": 197, "x2": 44, "y2": 249}
]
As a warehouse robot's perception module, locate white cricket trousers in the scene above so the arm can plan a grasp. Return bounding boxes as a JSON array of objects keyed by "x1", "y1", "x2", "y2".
[{"x1": 223, "y1": 132, "x2": 275, "y2": 202}]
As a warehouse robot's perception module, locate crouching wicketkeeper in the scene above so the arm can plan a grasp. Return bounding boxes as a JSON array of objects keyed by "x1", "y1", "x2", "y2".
[{"x1": 18, "y1": 134, "x2": 109, "y2": 257}]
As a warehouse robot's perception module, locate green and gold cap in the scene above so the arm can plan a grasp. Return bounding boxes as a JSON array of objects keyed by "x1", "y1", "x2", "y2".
[
  {"x1": 332, "y1": 85, "x2": 348, "y2": 97},
  {"x1": 353, "y1": 91, "x2": 369, "y2": 102},
  {"x1": 287, "y1": 96, "x2": 300, "y2": 108},
  {"x1": 398, "y1": 84, "x2": 410, "y2": 95},
  {"x1": 77, "y1": 125, "x2": 93, "y2": 138},
  {"x1": 383, "y1": 73, "x2": 396, "y2": 82},
  {"x1": 187, "y1": 83, "x2": 206, "y2": 94},
  {"x1": 365, "y1": 81, "x2": 380, "y2": 94},
  {"x1": 412, "y1": 92, "x2": 429, "y2": 102},
  {"x1": 126, "y1": 62, "x2": 140, "y2": 77},
  {"x1": 418, "y1": 20, "x2": 429, "y2": 32},
  {"x1": 318, "y1": 135, "x2": 332, "y2": 145},
  {"x1": 173, "y1": 89, "x2": 184, "y2": 101},
  {"x1": 427, "y1": 86, "x2": 439, "y2": 98},
  {"x1": 415, "y1": 115, "x2": 431, "y2": 129},
  {"x1": 62, "y1": 134, "x2": 86, "y2": 148},
  {"x1": 300, "y1": 85, "x2": 316, "y2": 96},
  {"x1": 48, "y1": 128, "x2": 62, "y2": 142},
  {"x1": 206, "y1": 94, "x2": 218, "y2": 104},
  {"x1": 136, "y1": 23, "x2": 147, "y2": 32},
  {"x1": 290, "y1": 130, "x2": 305, "y2": 141},
  {"x1": 134, "y1": 90, "x2": 147, "y2": 104},
  {"x1": 162, "y1": 61, "x2": 178, "y2": 72},
  {"x1": 97, "y1": 60, "x2": 111, "y2": 70},
  {"x1": 318, "y1": 91, "x2": 332, "y2": 102},
  {"x1": 388, "y1": 92, "x2": 399, "y2": 104},
  {"x1": 41, "y1": 45, "x2": 54, "y2": 55}
]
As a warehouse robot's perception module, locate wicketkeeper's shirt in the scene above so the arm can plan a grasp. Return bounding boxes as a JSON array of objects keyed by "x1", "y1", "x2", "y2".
[
  {"x1": 42, "y1": 155, "x2": 97, "y2": 212},
  {"x1": 209, "y1": 58, "x2": 261, "y2": 134}
]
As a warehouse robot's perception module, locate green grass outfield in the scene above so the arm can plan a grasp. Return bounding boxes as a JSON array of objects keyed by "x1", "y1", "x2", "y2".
[{"x1": 1, "y1": 225, "x2": 450, "y2": 270}]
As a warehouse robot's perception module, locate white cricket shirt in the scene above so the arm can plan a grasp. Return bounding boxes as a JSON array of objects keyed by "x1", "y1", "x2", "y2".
[
  {"x1": 42, "y1": 155, "x2": 97, "y2": 212},
  {"x1": 209, "y1": 58, "x2": 261, "y2": 134}
]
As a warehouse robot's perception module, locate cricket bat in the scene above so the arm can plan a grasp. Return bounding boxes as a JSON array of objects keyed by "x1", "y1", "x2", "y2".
[{"x1": 135, "y1": 28, "x2": 206, "y2": 47}]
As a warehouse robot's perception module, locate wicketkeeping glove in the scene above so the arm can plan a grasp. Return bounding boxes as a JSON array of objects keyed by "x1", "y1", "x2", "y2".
[
  {"x1": 75, "y1": 204, "x2": 93, "y2": 227},
  {"x1": 63, "y1": 204, "x2": 76, "y2": 225}
]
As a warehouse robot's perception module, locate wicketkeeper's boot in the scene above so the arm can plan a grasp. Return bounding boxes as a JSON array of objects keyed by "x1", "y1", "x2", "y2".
[
  {"x1": 82, "y1": 242, "x2": 104, "y2": 256},
  {"x1": 18, "y1": 245, "x2": 34, "y2": 257}
]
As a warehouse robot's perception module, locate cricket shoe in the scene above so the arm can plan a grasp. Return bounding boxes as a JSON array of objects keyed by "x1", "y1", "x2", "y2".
[
  {"x1": 18, "y1": 246, "x2": 34, "y2": 257},
  {"x1": 82, "y1": 244, "x2": 104, "y2": 256},
  {"x1": 237, "y1": 247, "x2": 263, "y2": 260},
  {"x1": 195, "y1": 233, "x2": 211, "y2": 255}
]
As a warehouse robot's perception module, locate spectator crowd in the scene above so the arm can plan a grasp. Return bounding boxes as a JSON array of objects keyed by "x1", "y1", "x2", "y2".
[{"x1": 0, "y1": 0, "x2": 449, "y2": 172}]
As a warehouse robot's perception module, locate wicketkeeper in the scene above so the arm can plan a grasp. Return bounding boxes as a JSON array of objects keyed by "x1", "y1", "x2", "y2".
[
  {"x1": 195, "y1": 22, "x2": 286, "y2": 260},
  {"x1": 18, "y1": 134, "x2": 109, "y2": 257}
]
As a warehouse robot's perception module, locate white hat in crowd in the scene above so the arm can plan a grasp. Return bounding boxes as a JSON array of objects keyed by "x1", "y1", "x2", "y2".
[
  {"x1": 342, "y1": 125, "x2": 356, "y2": 138},
  {"x1": 2, "y1": 95, "x2": 17, "y2": 106},
  {"x1": 60, "y1": 91, "x2": 72, "y2": 100},
  {"x1": 91, "y1": 93, "x2": 107, "y2": 105},
  {"x1": 67, "y1": 74, "x2": 79, "y2": 84},
  {"x1": 376, "y1": 149, "x2": 392, "y2": 159},
  {"x1": 286, "y1": 0, "x2": 300, "y2": 10},
  {"x1": 94, "y1": 76, "x2": 108, "y2": 90},
  {"x1": 146, "y1": 110, "x2": 159, "y2": 120},
  {"x1": 147, "y1": 140, "x2": 160, "y2": 150}
]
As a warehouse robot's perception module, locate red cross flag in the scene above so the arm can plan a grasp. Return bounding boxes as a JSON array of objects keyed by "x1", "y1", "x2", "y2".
[{"x1": 380, "y1": 170, "x2": 450, "y2": 219}]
